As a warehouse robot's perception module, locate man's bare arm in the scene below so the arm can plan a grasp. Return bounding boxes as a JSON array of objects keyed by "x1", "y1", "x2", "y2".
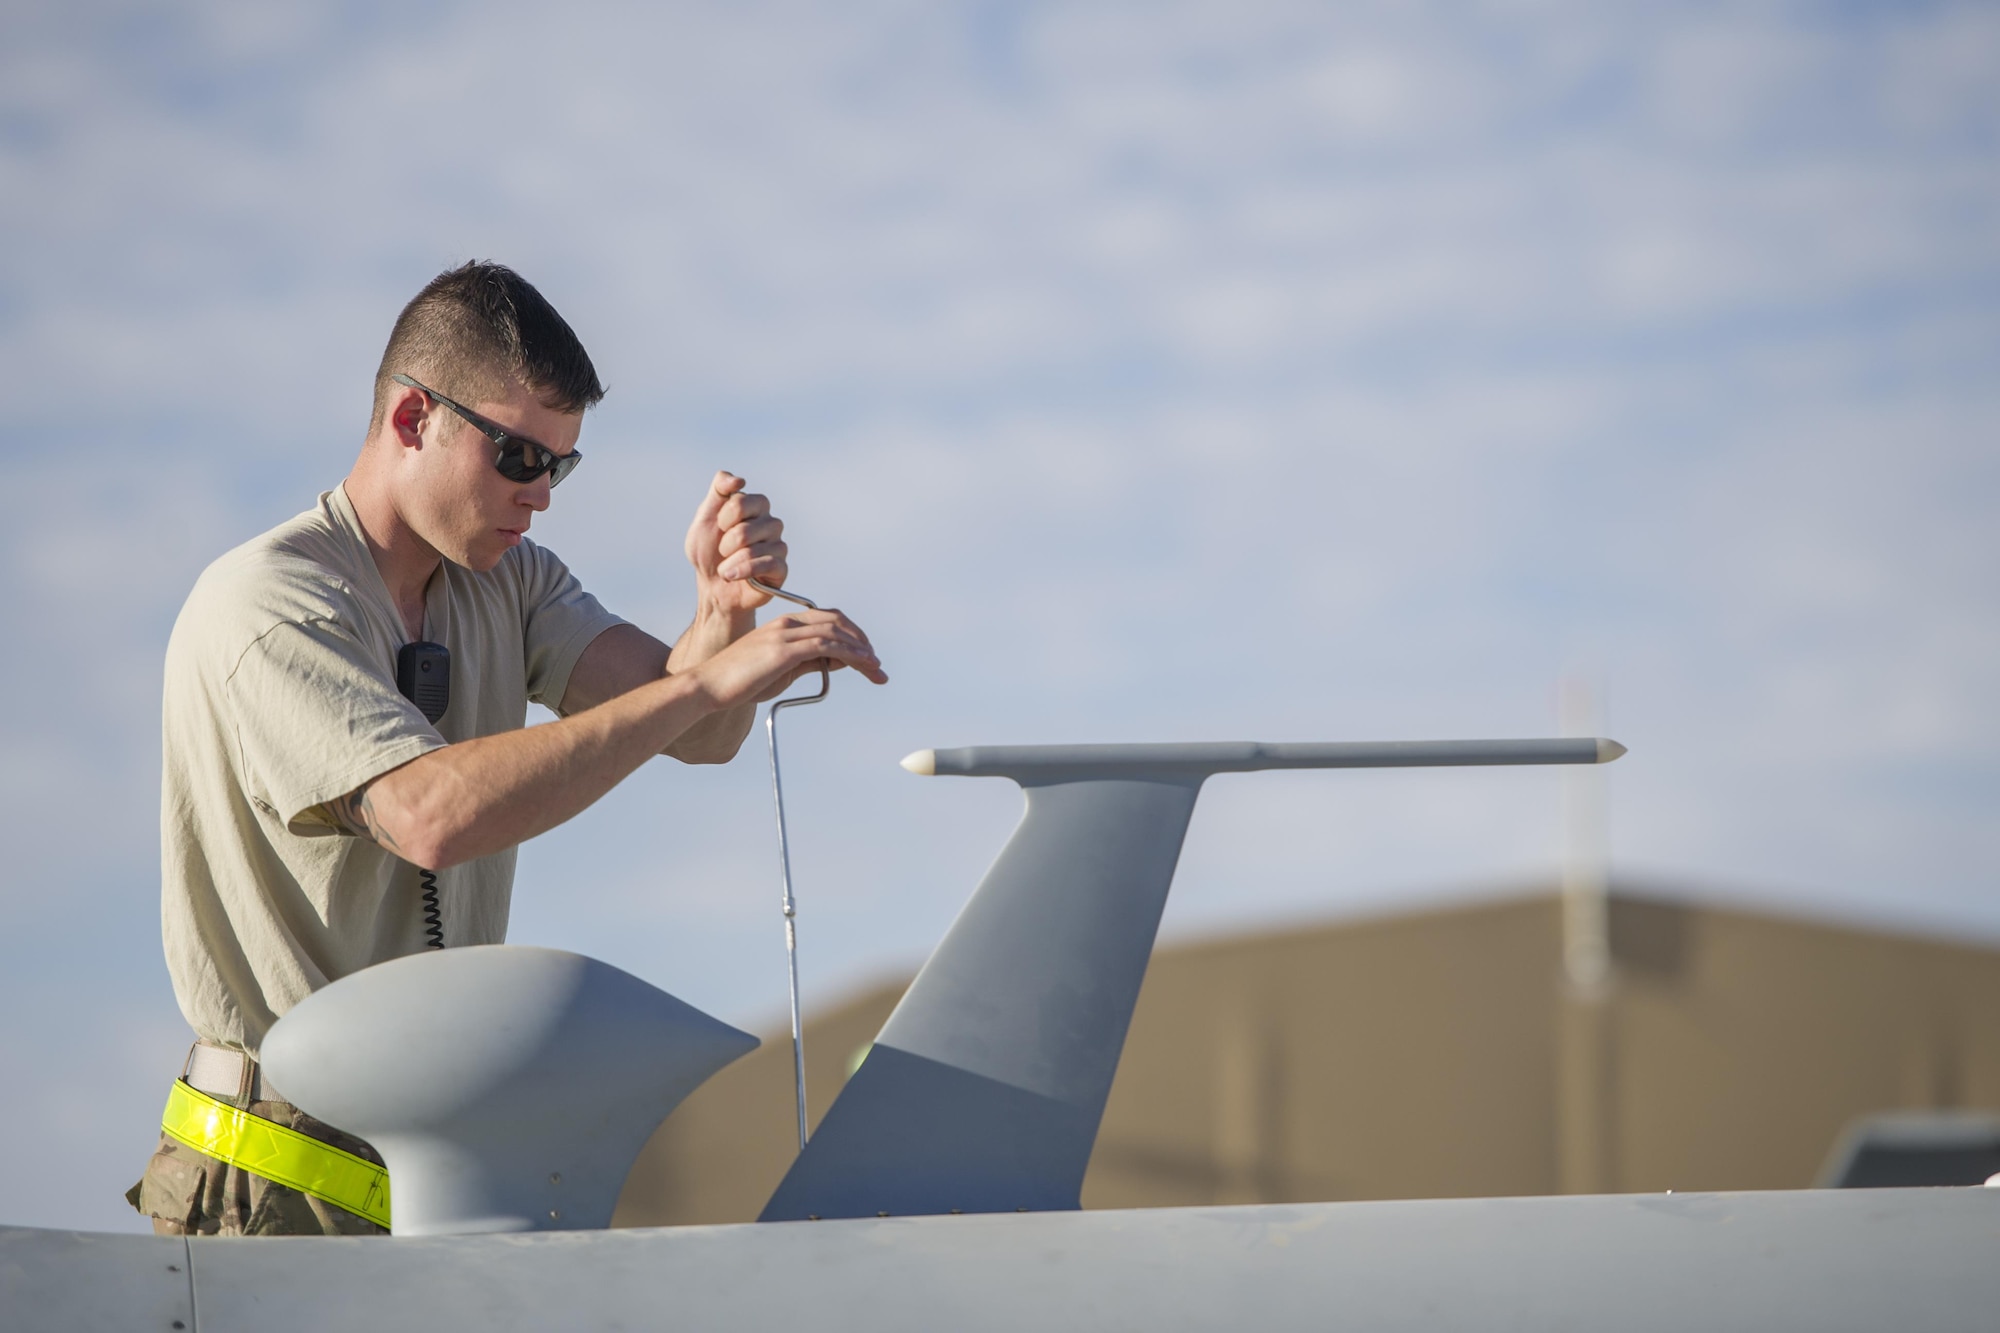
[
  {"x1": 558, "y1": 622, "x2": 757, "y2": 765},
  {"x1": 329, "y1": 606, "x2": 884, "y2": 871},
  {"x1": 318, "y1": 781, "x2": 403, "y2": 855}
]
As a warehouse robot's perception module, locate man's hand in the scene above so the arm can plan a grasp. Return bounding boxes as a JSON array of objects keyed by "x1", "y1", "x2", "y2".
[
  {"x1": 690, "y1": 604, "x2": 889, "y2": 707},
  {"x1": 685, "y1": 470, "x2": 786, "y2": 616},
  {"x1": 564, "y1": 468, "x2": 872, "y2": 766}
]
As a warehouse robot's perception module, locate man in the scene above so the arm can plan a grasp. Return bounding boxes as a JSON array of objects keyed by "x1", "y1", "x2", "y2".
[{"x1": 127, "y1": 261, "x2": 885, "y2": 1236}]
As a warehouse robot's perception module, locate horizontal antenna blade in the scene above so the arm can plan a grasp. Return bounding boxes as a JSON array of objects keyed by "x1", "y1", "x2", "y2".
[{"x1": 905, "y1": 737, "x2": 1625, "y2": 780}]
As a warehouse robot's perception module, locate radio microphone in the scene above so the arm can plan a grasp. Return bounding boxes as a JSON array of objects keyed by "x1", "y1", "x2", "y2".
[{"x1": 396, "y1": 641, "x2": 451, "y2": 949}]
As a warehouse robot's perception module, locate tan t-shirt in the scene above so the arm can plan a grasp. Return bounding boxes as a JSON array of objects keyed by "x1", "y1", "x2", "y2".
[{"x1": 161, "y1": 485, "x2": 625, "y2": 1053}]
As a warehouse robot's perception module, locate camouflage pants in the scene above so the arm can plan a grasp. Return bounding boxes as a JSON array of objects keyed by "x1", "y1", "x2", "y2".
[{"x1": 126, "y1": 1091, "x2": 389, "y2": 1237}]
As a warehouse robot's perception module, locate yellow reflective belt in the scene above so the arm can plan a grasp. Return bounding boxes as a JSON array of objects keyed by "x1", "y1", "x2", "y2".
[{"x1": 160, "y1": 1079, "x2": 391, "y2": 1230}]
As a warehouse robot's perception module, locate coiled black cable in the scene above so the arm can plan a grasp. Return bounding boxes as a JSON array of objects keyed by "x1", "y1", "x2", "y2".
[
  {"x1": 396, "y1": 640, "x2": 453, "y2": 953},
  {"x1": 419, "y1": 868, "x2": 445, "y2": 950}
]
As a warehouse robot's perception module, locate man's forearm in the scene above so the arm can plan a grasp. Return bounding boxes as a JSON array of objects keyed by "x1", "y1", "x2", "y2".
[
  {"x1": 351, "y1": 669, "x2": 723, "y2": 869},
  {"x1": 659, "y1": 600, "x2": 758, "y2": 762}
]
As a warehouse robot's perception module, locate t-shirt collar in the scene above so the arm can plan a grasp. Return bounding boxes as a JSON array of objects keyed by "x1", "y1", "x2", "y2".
[{"x1": 328, "y1": 483, "x2": 449, "y2": 645}]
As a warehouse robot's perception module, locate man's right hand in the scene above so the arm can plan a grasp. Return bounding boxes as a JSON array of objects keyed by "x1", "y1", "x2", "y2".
[{"x1": 690, "y1": 604, "x2": 888, "y2": 710}]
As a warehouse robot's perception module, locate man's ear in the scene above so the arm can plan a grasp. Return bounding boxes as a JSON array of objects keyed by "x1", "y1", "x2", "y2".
[{"x1": 390, "y1": 385, "x2": 429, "y2": 451}]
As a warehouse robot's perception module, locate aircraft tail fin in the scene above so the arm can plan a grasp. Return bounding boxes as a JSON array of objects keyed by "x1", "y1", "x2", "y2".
[{"x1": 760, "y1": 771, "x2": 1203, "y2": 1221}]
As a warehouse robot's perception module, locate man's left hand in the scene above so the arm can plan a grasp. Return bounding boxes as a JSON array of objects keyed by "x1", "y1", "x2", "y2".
[{"x1": 684, "y1": 470, "x2": 787, "y2": 616}]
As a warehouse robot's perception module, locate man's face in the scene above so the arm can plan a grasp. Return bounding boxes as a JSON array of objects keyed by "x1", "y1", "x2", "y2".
[{"x1": 406, "y1": 381, "x2": 583, "y2": 572}]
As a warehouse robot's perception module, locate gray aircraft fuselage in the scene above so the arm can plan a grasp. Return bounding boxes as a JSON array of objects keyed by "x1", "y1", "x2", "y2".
[
  {"x1": 10, "y1": 737, "x2": 1994, "y2": 1330},
  {"x1": 6, "y1": 1187, "x2": 1998, "y2": 1332}
]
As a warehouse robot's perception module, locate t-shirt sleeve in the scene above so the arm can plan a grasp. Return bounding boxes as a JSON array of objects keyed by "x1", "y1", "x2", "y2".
[
  {"x1": 517, "y1": 540, "x2": 627, "y2": 713},
  {"x1": 225, "y1": 617, "x2": 447, "y2": 836}
]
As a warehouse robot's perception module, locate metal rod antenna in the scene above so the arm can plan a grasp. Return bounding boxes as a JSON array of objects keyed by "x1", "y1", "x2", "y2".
[{"x1": 750, "y1": 577, "x2": 831, "y2": 1152}]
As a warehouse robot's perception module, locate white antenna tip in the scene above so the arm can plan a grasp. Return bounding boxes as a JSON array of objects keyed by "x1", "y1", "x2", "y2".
[
  {"x1": 1596, "y1": 739, "x2": 1628, "y2": 763},
  {"x1": 900, "y1": 749, "x2": 937, "y2": 776}
]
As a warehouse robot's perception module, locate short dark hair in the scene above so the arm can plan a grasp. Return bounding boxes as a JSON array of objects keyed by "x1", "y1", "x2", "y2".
[{"x1": 371, "y1": 261, "x2": 604, "y2": 431}]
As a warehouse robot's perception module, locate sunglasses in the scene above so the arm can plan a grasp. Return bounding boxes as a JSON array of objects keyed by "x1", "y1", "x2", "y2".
[{"x1": 391, "y1": 373, "x2": 583, "y2": 488}]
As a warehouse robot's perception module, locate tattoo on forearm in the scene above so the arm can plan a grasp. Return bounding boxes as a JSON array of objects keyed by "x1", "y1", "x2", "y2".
[{"x1": 322, "y1": 782, "x2": 403, "y2": 855}]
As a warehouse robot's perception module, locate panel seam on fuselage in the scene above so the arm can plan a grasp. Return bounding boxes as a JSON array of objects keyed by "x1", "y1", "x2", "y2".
[{"x1": 182, "y1": 1234, "x2": 199, "y2": 1333}]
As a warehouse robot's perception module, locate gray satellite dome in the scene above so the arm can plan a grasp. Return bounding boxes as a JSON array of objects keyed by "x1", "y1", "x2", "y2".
[{"x1": 259, "y1": 944, "x2": 757, "y2": 1236}]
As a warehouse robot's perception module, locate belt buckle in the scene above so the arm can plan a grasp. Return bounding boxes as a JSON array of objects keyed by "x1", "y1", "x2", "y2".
[{"x1": 183, "y1": 1041, "x2": 259, "y2": 1107}]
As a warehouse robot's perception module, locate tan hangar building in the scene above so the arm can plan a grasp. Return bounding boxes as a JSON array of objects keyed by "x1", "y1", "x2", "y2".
[{"x1": 613, "y1": 886, "x2": 2000, "y2": 1225}]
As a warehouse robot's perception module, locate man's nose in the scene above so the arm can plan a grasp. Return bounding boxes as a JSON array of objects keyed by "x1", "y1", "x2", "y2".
[{"x1": 521, "y1": 476, "x2": 552, "y2": 512}]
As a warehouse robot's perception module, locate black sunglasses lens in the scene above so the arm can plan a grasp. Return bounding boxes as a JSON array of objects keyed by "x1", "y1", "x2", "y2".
[
  {"x1": 492, "y1": 439, "x2": 540, "y2": 482},
  {"x1": 493, "y1": 437, "x2": 578, "y2": 486}
]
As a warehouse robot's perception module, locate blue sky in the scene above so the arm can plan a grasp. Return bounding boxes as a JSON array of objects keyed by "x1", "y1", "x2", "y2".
[{"x1": 2, "y1": 0, "x2": 1996, "y2": 1230}]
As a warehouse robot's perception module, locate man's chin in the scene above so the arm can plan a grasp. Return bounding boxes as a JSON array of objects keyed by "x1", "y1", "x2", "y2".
[{"x1": 452, "y1": 543, "x2": 511, "y2": 574}]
